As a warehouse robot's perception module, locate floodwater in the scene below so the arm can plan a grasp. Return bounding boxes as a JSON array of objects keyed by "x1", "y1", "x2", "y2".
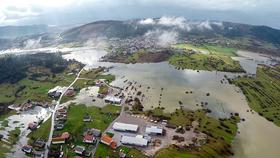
[
  {"x1": 0, "y1": 107, "x2": 51, "y2": 158},
  {"x1": 63, "y1": 47, "x2": 280, "y2": 158}
]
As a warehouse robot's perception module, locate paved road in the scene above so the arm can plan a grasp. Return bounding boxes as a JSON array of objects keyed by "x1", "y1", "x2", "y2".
[{"x1": 44, "y1": 67, "x2": 84, "y2": 158}]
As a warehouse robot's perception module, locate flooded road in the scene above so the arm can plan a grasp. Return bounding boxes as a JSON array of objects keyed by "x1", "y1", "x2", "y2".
[{"x1": 63, "y1": 48, "x2": 280, "y2": 158}]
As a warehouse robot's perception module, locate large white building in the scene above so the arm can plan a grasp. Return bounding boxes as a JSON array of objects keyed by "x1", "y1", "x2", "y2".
[
  {"x1": 145, "y1": 126, "x2": 163, "y2": 135},
  {"x1": 112, "y1": 122, "x2": 138, "y2": 132},
  {"x1": 104, "y1": 96, "x2": 122, "y2": 104},
  {"x1": 121, "y1": 135, "x2": 148, "y2": 147}
]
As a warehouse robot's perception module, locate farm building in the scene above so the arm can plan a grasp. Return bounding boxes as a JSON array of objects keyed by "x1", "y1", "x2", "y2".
[
  {"x1": 104, "y1": 96, "x2": 122, "y2": 104},
  {"x1": 112, "y1": 122, "x2": 138, "y2": 132},
  {"x1": 145, "y1": 126, "x2": 164, "y2": 135},
  {"x1": 120, "y1": 135, "x2": 148, "y2": 147}
]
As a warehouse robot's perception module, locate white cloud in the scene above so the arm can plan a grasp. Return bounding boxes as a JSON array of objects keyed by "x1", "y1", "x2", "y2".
[
  {"x1": 139, "y1": 18, "x2": 155, "y2": 25},
  {"x1": 158, "y1": 16, "x2": 186, "y2": 29},
  {"x1": 139, "y1": 16, "x2": 223, "y2": 31}
]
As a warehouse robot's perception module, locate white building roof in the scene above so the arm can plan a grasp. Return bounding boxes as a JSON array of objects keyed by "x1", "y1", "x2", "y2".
[
  {"x1": 104, "y1": 96, "x2": 122, "y2": 103},
  {"x1": 145, "y1": 126, "x2": 163, "y2": 134},
  {"x1": 121, "y1": 135, "x2": 148, "y2": 146},
  {"x1": 113, "y1": 122, "x2": 138, "y2": 132},
  {"x1": 48, "y1": 86, "x2": 68, "y2": 94}
]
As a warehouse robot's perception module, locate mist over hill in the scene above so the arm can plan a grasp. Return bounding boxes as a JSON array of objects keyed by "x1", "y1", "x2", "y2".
[{"x1": 1, "y1": 17, "x2": 280, "y2": 56}]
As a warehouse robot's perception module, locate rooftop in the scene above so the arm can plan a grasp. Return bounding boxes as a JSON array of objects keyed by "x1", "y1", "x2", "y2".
[
  {"x1": 113, "y1": 122, "x2": 138, "y2": 132},
  {"x1": 121, "y1": 135, "x2": 148, "y2": 147}
]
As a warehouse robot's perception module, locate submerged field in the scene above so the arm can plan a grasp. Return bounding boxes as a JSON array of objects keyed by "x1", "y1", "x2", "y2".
[{"x1": 232, "y1": 65, "x2": 280, "y2": 126}]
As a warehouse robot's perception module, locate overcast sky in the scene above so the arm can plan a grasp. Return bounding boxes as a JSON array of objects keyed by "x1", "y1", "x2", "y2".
[{"x1": 0, "y1": 0, "x2": 279, "y2": 29}]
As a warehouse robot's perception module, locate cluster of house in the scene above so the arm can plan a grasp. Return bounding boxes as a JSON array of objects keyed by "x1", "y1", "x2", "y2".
[
  {"x1": 54, "y1": 107, "x2": 68, "y2": 130},
  {"x1": 48, "y1": 86, "x2": 75, "y2": 98},
  {"x1": 22, "y1": 138, "x2": 46, "y2": 157},
  {"x1": 51, "y1": 109, "x2": 103, "y2": 157},
  {"x1": 108, "y1": 37, "x2": 159, "y2": 56},
  {"x1": 71, "y1": 127, "x2": 101, "y2": 157}
]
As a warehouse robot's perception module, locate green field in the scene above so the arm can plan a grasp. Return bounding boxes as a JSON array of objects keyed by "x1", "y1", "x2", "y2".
[
  {"x1": 232, "y1": 65, "x2": 280, "y2": 126},
  {"x1": 0, "y1": 66, "x2": 77, "y2": 105},
  {"x1": 169, "y1": 53, "x2": 244, "y2": 72},
  {"x1": 171, "y1": 44, "x2": 237, "y2": 57},
  {"x1": 27, "y1": 118, "x2": 52, "y2": 143},
  {"x1": 95, "y1": 144, "x2": 148, "y2": 158}
]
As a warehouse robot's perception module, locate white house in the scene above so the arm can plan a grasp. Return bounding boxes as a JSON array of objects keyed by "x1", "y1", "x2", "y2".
[{"x1": 113, "y1": 122, "x2": 138, "y2": 132}]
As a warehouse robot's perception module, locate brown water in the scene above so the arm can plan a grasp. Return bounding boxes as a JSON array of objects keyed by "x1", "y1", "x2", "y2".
[{"x1": 62, "y1": 48, "x2": 280, "y2": 158}]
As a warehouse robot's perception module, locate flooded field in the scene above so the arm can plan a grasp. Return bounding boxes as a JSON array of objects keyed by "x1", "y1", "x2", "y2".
[
  {"x1": 63, "y1": 47, "x2": 280, "y2": 158},
  {"x1": 1, "y1": 46, "x2": 279, "y2": 158},
  {"x1": 0, "y1": 107, "x2": 51, "y2": 158}
]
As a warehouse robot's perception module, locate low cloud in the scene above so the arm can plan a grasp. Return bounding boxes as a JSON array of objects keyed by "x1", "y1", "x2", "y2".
[
  {"x1": 158, "y1": 16, "x2": 186, "y2": 29},
  {"x1": 145, "y1": 29, "x2": 178, "y2": 47},
  {"x1": 139, "y1": 16, "x2": 224, "y2": 31},
  {"x1": 24, "y1": 37, "x2": 42, "y2": 49},
  {"x1": 138, "y1": 18, "x2": 155, "y2": 25}
]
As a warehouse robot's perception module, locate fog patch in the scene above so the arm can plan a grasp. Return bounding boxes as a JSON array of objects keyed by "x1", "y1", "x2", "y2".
[
  {"x1": 83, "y1": 37, "x2": 109, "y2": 48},
  {"x1": 24, "y1": 37, "x2": 42, "y2": 49},
  {"x1": 145, "y1": 29, "x2": 178, "y2": 47}
]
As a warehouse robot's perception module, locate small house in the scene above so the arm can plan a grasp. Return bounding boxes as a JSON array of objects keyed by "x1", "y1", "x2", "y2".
[
  {"x1": 21, "y1": 145, "x2": 33, "y2": 154},
  {"x1": 83, "y1": 114, "x2": 92, "y2": 122},
  {"x1": 100, "y1": 135, "x2": 117, "y2": 149},
  {"x1": 83, "y1": 134, "x2": 96, "y2": 144},
  {"x1": 33, "y1": 153, "x2": 44, "y2": 158},
  {"x1": 54, "y1": 123, "x2": 64, "y2": 130},
  {"x1": 33, "y1": 139, "x2": 46, "y2": 150},
  {"x1": 52, "y1": 132, "x2": 70, "y2": 144},
  {"x1": 74, "y1": 146, "x2": 85, "y2": 155},
  {"x1": 28, "y1": 122, "x2": 38, "y2": 130}
]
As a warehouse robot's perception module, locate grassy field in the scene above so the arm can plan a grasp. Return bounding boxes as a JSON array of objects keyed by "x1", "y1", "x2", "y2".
[
  {"x1": 232, "y1": 65, "x2": 280, "y2": 126},
  {"x1": 98, "y1": 84, "x2": 109, "y2": 95},
  {"x1": 95, "y1": 144, "x2": 148, "y2": 158},
  {"x1": 0, "y1": 66, "x2": 77, "y2": 105},
  {"x1": 155, "y1": 147, "x2": 197, "y2": 158},
  {"x1": 52, "y1": 103, "x2": 121, "y2": 157},
  {"x1": 7, "y1": 127, "x2": 21, "y2": 145},
  {"x1": 0, "y1": 110, "x2": 16, "y2": 121},
  {"x1": 148, "y1": 108, "x2": 240, "y2": 158},
  {"x1": 169, "y1": 53, "x2": 244, "y2": 72},
  {"x1": 0, "y1": 141, "x2": 10, "y2": 158},
  {"x1": 171, "y1": 44, "x2": 237, "y2": 57},
  {"x1": 27, "y1": 118, "x2": 52, "y2": 144}
]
